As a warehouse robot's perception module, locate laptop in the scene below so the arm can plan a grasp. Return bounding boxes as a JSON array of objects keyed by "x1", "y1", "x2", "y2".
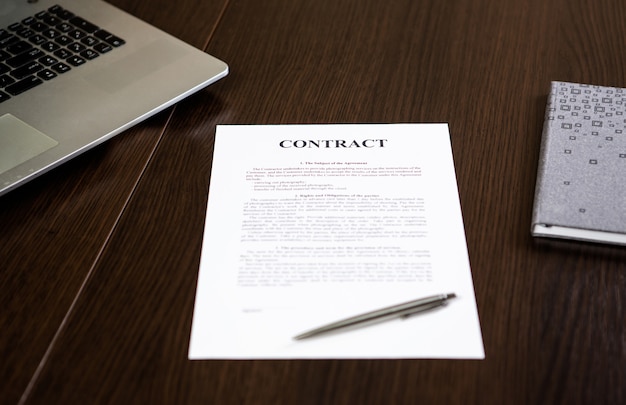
[{"x1": 0, "y1": 0, "x2": 228, "y2": 196}]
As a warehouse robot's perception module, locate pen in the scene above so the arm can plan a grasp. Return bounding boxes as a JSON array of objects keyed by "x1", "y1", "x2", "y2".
[{"x1": 293, "y1": 292, "x2": 456, "y2": 340}]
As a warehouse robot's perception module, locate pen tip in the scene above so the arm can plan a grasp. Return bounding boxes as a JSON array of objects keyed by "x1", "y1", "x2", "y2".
[
  {"x1": 447, "y1": 293, "x2": 457, "y2": 299},
  {"x1": 294, "y1": 329, "x2": 324, "y2": 340},
  {"x1": 293, "y1": 333, "x2": 310, "y2": 341}
]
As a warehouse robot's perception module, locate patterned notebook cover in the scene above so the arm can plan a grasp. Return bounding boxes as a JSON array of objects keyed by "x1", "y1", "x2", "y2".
[{"x1": 532, "y1": 81, "x2": 626, "y2": 245}]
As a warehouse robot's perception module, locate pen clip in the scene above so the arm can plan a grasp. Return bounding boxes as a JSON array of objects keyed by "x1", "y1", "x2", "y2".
[{"x1": 400, "y1": 300, "x2": 450, "y2": 319}]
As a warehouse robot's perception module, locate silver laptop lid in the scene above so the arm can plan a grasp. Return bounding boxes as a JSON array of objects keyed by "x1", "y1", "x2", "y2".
[{"x1": 0, "y1": 0, "x2": 228, "y2": 196}]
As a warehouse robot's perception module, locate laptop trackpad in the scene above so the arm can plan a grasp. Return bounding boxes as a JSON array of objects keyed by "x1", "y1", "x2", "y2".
[{"x1": 0, "y1": 114, "x2": 58, "y2": 175}]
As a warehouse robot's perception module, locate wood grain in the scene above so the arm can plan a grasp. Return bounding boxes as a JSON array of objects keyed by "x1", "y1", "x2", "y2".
[
  {"x1": 0, "y1": 115, "x2": 169, "y2": 405},
  {"x1": 3, "y1": 0, "x2": 625, "y2": 403}
]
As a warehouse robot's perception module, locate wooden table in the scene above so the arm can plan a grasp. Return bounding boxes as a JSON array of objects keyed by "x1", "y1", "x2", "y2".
[{"x1": 2, "y1": 0, "x2": 624, "y2": 403}]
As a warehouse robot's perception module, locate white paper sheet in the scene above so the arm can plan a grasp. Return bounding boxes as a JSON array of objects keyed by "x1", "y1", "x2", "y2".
[{"x1": 189, "y1": 124, "x2": 484, "y2": 359}]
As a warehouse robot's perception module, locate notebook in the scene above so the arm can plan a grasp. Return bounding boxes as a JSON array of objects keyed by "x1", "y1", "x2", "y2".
[
  {"x1": 531, "y1": 81, "x2": 626, "y2": 245},
  {"x1": 0, "y1": 0, "x2": 228, "y2": 196}
]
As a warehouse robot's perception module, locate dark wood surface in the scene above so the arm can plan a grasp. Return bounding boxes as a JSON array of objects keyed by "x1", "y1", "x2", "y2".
[{"x1": 1, "y1": 0, "x2": 624, "y2": 403}]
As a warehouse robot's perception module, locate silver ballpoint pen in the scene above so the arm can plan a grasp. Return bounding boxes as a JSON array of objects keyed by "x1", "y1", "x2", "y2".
[{"x1": 293, "y1": 292, "x2": 456, "y2": 340}]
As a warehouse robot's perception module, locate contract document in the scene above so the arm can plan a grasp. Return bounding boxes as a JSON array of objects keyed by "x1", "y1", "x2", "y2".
[{"x1": 189, "y1": 124, "x2": 484, "y2": 359}]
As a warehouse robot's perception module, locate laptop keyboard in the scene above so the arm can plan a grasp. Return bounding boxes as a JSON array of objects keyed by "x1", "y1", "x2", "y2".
[{"x1": 0, "y1": 4, "x2": 125, "y2": 103}]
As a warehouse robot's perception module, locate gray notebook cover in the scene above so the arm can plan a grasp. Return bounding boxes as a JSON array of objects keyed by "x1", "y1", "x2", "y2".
[{"x1": 531, "y1": 81, "x2": 626, "y2": 245}]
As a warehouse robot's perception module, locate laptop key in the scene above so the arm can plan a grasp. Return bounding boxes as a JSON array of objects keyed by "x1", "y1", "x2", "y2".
[
  {"x1": 68, "y1": 29, "x2": 86, "y2": 40},
  {"x1": 17, "y1": 28, "x2": 36, "y2": 39},
  {"x1": 41, "y1": 28, "x2": 61, "y2": 39},
  {"x1": 40, "y1": 41, "x2": 60, "y2": 52},
  {"x1": 7, "y1": 48, "x2": 44, "y2": 68},
  {"x1": 53, "y1": 48, "x2": 72, "y2": 59},
  {"x1": 80, "y1": 49, "x2": 99, "y2": 60},
  {"x1": 8, "y1": 22, "x2": 22, "y2": 31},
  {"x1": 37, "y1": 69, "x2": 57, "y2": 80},
  {"x1": 49, "y1": 6, "x2": 74, "y2": 20},
  {"x1": 41, "y1": 16, "x2": 62, "y2": 27},
  {"x1": 22, "y1": 17, "x2": 36, "y2": 26},
  {"x1": 6, "y1": 40, "x2": 33, "y2": 55},
  {"x1": 0, "y1": 74, "x2": 15, "y2": 87},
  {"x1": 93, "y1": 43, "x2": 112, "y2": 54},
  {"x1": 38, "y1": 55, "x2": 58, "y2": 66},
  {"x1": 30, "y1": 22, "x2": 49, "y2": 32},
  {"x1": 35, "y1": 11, "x2": 50, "y2": 20},
  {"x1": 29, "y1": 34, "x2": 47, "y2": 45},
  {"x1": 67, "y1": 42, "x2": 86, "y2": 53},
  {"x1": 55, "y1": 35, "x2": 73, "y2": 46},
  {"x1": 68, "y1": 17, "x2": 99, "y2": 34},
  {"x1": 93, "y1": 30, "x2": 125, "y2": 47},
  {"x1": 0, "y1": 91, "x2": 10, "y2": 103},
  {"x1": 51, "y1": 62, "x2": 71, "y2": 73},
  {"x1": 12, "y1": 61, "x2": 43, "y2": 79},
  {"x1": 5, "y1": 75, "x2": 43, "y2": 95},
  {"x1": 81, "y1": 36, "x2": 98, "y2": 47},
  {"x1": 0, "y1": 34, "x2": 19, "y2": 49},
  {"x1": 66, "y1": 55, "x2": 85, "y2": 67},
  {"x1": 56, "y1": 22, "x2": 73, "y2": 33}
]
